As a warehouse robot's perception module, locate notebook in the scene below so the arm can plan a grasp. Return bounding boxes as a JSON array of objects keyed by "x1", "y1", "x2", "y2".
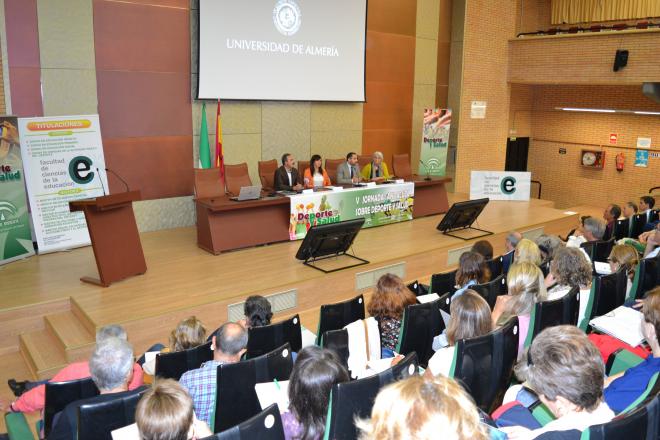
[
  {"x1": 255, "y1": 380, "x2": 290, "y2": 410},
  {"x1": 589, "y1": 306, "x2": 645, "y2": 347},
  {"x1": 594, "y1": 261, "x2": 612, "y2": 275}
]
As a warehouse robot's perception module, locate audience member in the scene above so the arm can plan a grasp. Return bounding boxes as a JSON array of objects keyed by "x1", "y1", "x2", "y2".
[
  {"x1": 500, "y1": 326, "x2": 614, "y2": 439},
  {"x1": 179, "y1": 322, "x2": 247, "y2": 426},
  {"x1": 534, "y1": 234, "x2": 564, "y2": 266},
  {"x1": 603, "y1": 204, "x2": 621, "y2": 240},
  {"x1": 282, "y1": 346, "x2": 350, "y2": 440},
  {"x1": 492, "y1": 263, "x2": 547, "y2": 356},
  {"x1": 360, "y1": 151, "x2": 391, "y2": 182},
  {"x1": 545, "y1": 247, "x2": 593, "y2": 326},
  {"x1": 48, "y1": 338, "x2": 148, "y2": 440},
  {"x1": 426, "y1": 290, "x2": 492, "y2": 377},
  {"x1": 453, "y1": 251, "x2": 491, "y2": 299},
  {"x1": 240, "y1": 295, "x2": 273, "y2": 328},
  {"x1": 133, "y1": 379, "x2": 212, "y2": 440},
  {"x1": 471, "y1": 239, "x2": 494, "y2": 261},
  {"x1": 514, "y1": 239, "x2": 542, "y2": 266},
  {"x1": 274, "y1": 153, "x2": 303, "y2": 192},
  {"x1": 143, "y1": 316, "x2": 207, "y2": 376},
  {"x1": 619, "y1": 221, "x2": 660, "y2": 257},
  {"x1": 623, "y1": 201, "x2": 638, "y2": 219},
  {"x1": 603, "y1": 287, "x2": 660, "y2": 413},
  {"x1": 567, "y1": 217, "x2": 605, "y2": 255},
  {"x1": 336, "y1": 152, "x2": 361, "y2": 185},
  {"x1": 639, "y1": 195, "x2": 656, "y2": 223},
  {"x1": 303, "y1": 154, "x2": 332, "y2": 189},
  {"x1": 357, "y1": 375, "x2": 489, "y2": 440},
  {"x1": 505, "y1": 231, "x2": 523, "y2": 254},
  {"x1": 1, "y1": 325, "x2": 143, "y2": 414},
  {"x1": 607, "y1": 244, "x2": 639, "y2": 296},
  {"x1": 367, "y1": 273, "x2": 416, "y2": 358}
]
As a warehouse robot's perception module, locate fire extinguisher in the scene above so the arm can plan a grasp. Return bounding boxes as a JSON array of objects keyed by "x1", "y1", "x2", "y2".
[{"x1": 616, "y1": 152, "x2": 625, "y2": 171}]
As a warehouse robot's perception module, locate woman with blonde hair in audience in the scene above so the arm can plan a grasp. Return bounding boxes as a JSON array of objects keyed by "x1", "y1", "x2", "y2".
[
  {"x1": 514, "y1": 238, "x2": 542, "y2": 266},
  {"x1": 545, "y1": 247, "x2": 593, "y2": 326},
  {"x1": 608, "y1": 244, "x2": 639, "y2": 297},
  {"x1": 142, "y1": 316, "x2": 207, "y2": 376},
  {"x1": 453, "y1": 251, "x2": 491, "y2": 299},
  {"x1": 492, "y1": 262, "x2": 547, "y2": 356},
  {"x1": 367, "y1": 273, "x2": 417, "y2": 358},
  {"x1": 357, "y1": 375, "x2": 489, "y2": 440},
  {"x1": 426, "y1": 290, "x2": 493, "y2": 377}
]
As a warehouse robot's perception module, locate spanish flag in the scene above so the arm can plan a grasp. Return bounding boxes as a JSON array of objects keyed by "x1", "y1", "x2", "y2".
[{"x1": 215, "y1": 100, "x2": 225, "y2": 182}]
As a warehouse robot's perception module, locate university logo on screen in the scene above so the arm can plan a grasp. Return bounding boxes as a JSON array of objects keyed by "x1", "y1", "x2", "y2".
[{"x1": 273, "y1": 0, "x2": 301, "y2": 36}]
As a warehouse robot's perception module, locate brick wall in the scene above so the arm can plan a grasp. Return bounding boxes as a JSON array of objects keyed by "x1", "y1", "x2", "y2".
[
  {"x1": 510, "y1": 30, "x2": 660, "y2": 84},
  {"x1": 526, "y1": 85, "x2": 660, "y2": 209}
]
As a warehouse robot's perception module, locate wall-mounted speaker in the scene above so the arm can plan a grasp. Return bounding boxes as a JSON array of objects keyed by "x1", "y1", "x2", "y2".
[{"x1": 613, "y1": 49, "x2": 628, "y2": 72}]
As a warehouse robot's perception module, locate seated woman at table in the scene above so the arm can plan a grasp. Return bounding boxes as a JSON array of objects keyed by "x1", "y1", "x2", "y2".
[
  {"x1": 361, "y1": 151, "x2": 391, "y2": 182},
  {"x1": 303, "y1": 154, "x2": 332, "y2": 189}
]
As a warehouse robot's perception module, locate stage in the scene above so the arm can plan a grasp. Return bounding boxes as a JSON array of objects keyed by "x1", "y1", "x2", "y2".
[{"x1": 0, "y1": 195, "x2": 583, "y2": 387}]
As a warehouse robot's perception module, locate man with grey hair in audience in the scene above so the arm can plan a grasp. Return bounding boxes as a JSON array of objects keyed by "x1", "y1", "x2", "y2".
[
  {"x1": 566, "y1": 216, "x2": 605, "y2": 262},
  {"x1": 2, "y1": 324, "x2": 144, "y2": 414},
  {"x1": 48, "y1": 338, "x2": 147, "y2": 440},
  {"x1": 505, "y1": 231, "x2": 523, "y2": 253},
  {"x1": 180, "y1": 322, "x2": 248, "y2": 427}
]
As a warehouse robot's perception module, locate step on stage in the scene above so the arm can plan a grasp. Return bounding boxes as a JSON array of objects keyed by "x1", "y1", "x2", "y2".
[{"x1": 0, "y1": 194, "x2": 578, "y2": 381}]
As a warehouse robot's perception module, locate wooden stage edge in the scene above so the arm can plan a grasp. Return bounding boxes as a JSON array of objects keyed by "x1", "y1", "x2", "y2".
[{"x1": 0, "y1": 195, "x2": 588, "y2": 379}]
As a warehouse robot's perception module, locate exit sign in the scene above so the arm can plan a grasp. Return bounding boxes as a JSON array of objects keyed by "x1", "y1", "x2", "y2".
[{"x1": 609, "y1": 133, "x2": 618, "y2": 144}]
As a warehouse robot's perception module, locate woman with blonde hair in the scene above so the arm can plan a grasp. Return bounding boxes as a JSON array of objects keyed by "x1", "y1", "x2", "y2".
[
  {"x1": 142, "y1": 317, "x2": 207, "y2": 376},
  {"x1": 492, "y1": 262, "x2": 547, "y2": 356},
  {"x1": 514, "y1": 238, "x2": 542, "y2": 267},
  {"x1": 357, "y1": 375, "x2": 489, "y2": 440},
  {"x1": 608, "y1": 244, "x2": 639, "y2": 296},
  {"x1": 367, "y1": 273, "x2": 417, "y2": 358},
  {"x1": 426, "y1": 290, "x2": 493, "y2": 377}
]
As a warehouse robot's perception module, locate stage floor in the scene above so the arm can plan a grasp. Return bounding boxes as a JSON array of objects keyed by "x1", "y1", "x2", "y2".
[{"x1": 0, "y1": 195, "x2": 588, "y2": 380}]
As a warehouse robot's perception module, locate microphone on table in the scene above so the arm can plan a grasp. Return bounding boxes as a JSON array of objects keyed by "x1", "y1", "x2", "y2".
[
  {"x1": 96, "y1": 168, "x2": 107, "y2": 196},
  {"x1": 105, "y1": 168, "x2": 130, "y2": 192},
  {"x1": 419, "y1": 160, "x2": 432, "y2": 181}
]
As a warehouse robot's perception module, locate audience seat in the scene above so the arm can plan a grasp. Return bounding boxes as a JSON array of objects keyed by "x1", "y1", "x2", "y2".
[
  {"x1": 246, "y1": 315, "x2": 302, "y2": 359},
  {"x1": 429, "y1": 269, "x2": 457, "y2": 296},
  {"x1": 486, "y1": 256, "x2": 503, "y2": 278},
  {"x1": 316, "y1": 295, "x2": 365, "y2": 345},
  {"x1": 524, "y1": 286, "x2": 580, "y2": 349},
  {"x1": 77, "y1": 387, "x2": 147, "y2": 440},
  {"x1": 631, "y1": 214, "x2": 648, "y2": 240},
  {"x1": 224, "y1": 163, "x2": 253, "y2": 196},
  {"x1": 396, "y1": 297, "x2": 446, "y2": 368},
  {"x1": 214, "y1": 344, "x2": 293, "y2": 433},
  {"x1": 391, "y1": 153, "x2": 413, "y2": 180},
  {"x1": 581, "y1": 238, "x2": 615, "y2": 263},
  {"x1": 44, "y1": 377, "x2": 99, "y2": 437},
  {"x1": 585, "y1": 393, "x2": 659, "y2": 440},
  {"x1": 606, "y1": 348, "x2": 645, "y2": 377},
  {"x1": 407, "y1": 280, "x2": 430, "y2": 296},
  {"x1": 613, "y1": 219, "x2": 630, "y2": 240},
  {"x1": 194, "y1": 168, "x2": 224, "y2": 199},
  {"x1": 449, "y1": 317, "x2": 519, "y2": 413},
  {"x1": 154, "y1": 341, "x2": 213, "y2": 380},
  {"x1": 588, "y1": 269, "x2": 627, "y2": 323},
  {"x1": 203, "y1": 404, "x2": 285, "y2": 440},
  {"x1": 501, "y1": 251, "x2": 515, "y2": 275},
  {"x1": 323, "y1": 352, "x2": 418, "y2": 440},
  {"x1": 629, "y1": 255, "x2": 660, "y2": 301},
  {"x1": 258, "y1": 160, "x2": 278, "y2": 191},
  {"x1": 471, "y1": 274, "x2": 507, "y2": 310},
  {"x1": 319, "y1": 328, "x2": 350, "y2": 372},
  {"x1": 324, "y1": 158, "x2": 344, "y2": 182}
]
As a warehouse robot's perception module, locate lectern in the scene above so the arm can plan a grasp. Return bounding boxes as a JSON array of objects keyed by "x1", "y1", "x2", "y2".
[{"x1": 69, "y1": 191, "x2": 146, "y2": 287}]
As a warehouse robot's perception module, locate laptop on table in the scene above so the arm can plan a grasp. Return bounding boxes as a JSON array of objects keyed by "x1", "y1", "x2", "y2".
[{"x1": 230, "y1": 185, "x2": 262, "y2": 201}]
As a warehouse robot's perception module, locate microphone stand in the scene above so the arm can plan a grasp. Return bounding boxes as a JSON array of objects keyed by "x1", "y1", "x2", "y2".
[{"x1": 419, "y1": 160, "x2": 432, "y2": 181}]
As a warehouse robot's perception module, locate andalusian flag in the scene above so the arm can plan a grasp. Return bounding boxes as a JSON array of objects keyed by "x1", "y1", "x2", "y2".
[
  {"x1": 198, "y1": 103, "x2": 212, "y2": 169},
  {"x1": 215, "y1": 100, "x2": 225, "y2": 182}
]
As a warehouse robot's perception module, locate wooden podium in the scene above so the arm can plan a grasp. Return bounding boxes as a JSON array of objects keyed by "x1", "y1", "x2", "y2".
[{"x1": 69, "y1": 191, "x2": 146, "y2": 287}]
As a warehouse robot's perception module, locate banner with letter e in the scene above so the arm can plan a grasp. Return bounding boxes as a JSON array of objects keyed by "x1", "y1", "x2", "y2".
[
  {"x1": 419, "y1": 108, "x2": 451, "y2": 177},
  {"x1": 18, "y1": 115, "x2": 109, "y2": 253},
  {"x1": 470, "y1": 171, "x2": 531, "y2": 201},
  {"x1": 0, "y1": 116, "x2": 34, "y2": 265}
]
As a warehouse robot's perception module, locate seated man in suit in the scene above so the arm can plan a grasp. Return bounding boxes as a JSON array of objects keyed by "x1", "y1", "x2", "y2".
[
  {"x1": 274, "y1": 153, "x2": 303, "y2": 192},
  {"x1": 48, "y1": 337, "x2": 147, "y2": 440},
  {"x1": 361, "y1": 151, "x2": 391, "y2": 182},
  {"x1": 640, "y1": 195, "x2": 658, "y2": 232},
  {"x1": 602, "y1": 203, "x2": 621, "y2": 241},
  {"x1": 336, "y1": 152, "x2": 361, "y2": 185}
]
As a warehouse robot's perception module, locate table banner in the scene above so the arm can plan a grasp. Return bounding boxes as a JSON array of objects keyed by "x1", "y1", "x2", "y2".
[
  {"x1": 289, "y1": 182, "x2": 415, "y2": 240},
  {"x1": 18, "y1": 115, "x2": 108, "y2": 253},
  {"x1": 0, "y1": 116, "x2": 34, "y2": 265}
]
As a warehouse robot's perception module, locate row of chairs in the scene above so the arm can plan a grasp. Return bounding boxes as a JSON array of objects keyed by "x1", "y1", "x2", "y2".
[
  {"x1": 610, "y1": 211, "x2": 660, "y2": 241},
  {"x1": 195, "y1": 153, "x2": 420, "y2": 198},
  {"x1": 517, "y1": 20, "x2": 660, "y2": 37}
]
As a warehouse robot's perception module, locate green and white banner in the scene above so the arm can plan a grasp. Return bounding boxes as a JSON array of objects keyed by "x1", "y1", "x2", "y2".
[
  {"x1": 288, "y1": 182, "x2": 415, "y2": 240},
  {"x1": 419, "y1": 108, "x2": 451, "y2": 177},
  {"x1": 0, "y1": 116, "x2": 34, "y2": 265},
  {"x1": 18, "y1": 115, "x2": 108, "y2": 253}
]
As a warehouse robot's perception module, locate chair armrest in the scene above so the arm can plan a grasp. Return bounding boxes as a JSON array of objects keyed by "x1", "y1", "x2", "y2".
[
  {"x1": 5, "y1": 412, "x2": 36, "y2": 440},
  {"x1": 606, "y1": 348, "x2": 645, "y2": 376}
]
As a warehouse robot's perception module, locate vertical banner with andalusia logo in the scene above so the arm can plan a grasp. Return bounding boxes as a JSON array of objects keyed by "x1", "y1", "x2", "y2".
[
  {"x1": 420, "y1": 108, "x2": 451, "y2": 177},
  {"x1": 18, "y1": 115, "x2": 108, "y2": 253},
  {"x1": 0, "y1": 116, "x2": 34, "y2": 265},
  {"x1": 288, "y1": 183, "x2": 415, "y2": 240}
]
